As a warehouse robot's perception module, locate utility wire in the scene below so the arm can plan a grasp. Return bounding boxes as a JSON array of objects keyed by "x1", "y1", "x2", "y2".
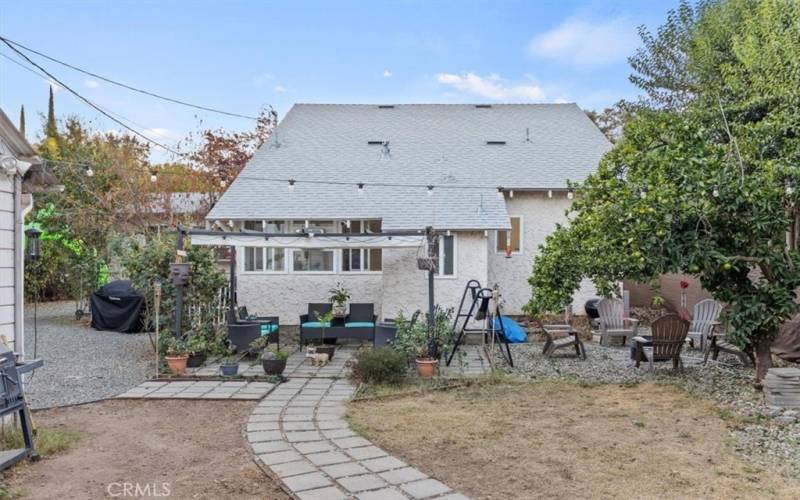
[
  {"x1": 2, "y1": 38, "x2": 186, "y2": 158},
  {"x1": 0, "y1": 36, "x2": 259, "y2": 120}
]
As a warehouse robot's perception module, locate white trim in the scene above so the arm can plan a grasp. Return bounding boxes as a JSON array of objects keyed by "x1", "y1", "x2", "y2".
[
  {"x1": 340, "y1": 247, "x2": 383, "y2": 274},
  {"x1": 495, "y1": 215, "x2": 523, "y2": 255},
  {"x1": 290, "y1": 248, "x2": 336, "y2": 274},
  {"x1": 240, "y1": 246, "x2": 288, "y2": 274}
]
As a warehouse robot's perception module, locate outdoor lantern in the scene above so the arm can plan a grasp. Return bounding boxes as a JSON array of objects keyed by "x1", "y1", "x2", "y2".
[{"x1": 25, "y1": 227, "x2": 42, "y2": 260}]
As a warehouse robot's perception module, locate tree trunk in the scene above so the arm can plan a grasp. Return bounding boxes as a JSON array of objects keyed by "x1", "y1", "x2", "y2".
[{"x1": 754, "y1": 336, "x2": 773, "y2": 384}]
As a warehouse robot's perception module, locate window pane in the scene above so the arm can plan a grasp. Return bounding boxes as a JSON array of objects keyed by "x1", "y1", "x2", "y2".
[
  {"x1": 243, "y1": 220, "x2": 263, "y2": 231},
  {"x1": 351, "y1": 248, "x2": 361, "y2": 270},
  {"x1": 273, "y1": 249, "x2": 285, "y2": 270},
  {"x1": 443, "y1": 235, "x2": 454, "y2": 275},
  {"x1": 293, "y1": 249, "x2": 333, "y2": 271},
  {"x1": 366, "y1": 220, "x2": 381, "y2": 233},
  {"x1": 496, "y1": 230, "x2": 508, "y2": 252},
  {"x1": 497, "y1": 217, "x2": 521, "y2": 252},
  {"x1": 244, "y1": 247, "x2": 262, "y2": 271},
  {"x1": 265, "y1": 220, "x2": 284, "y2": 233},
  {"x1": 342, "y1": 249, "x2": 352, "y2": 271},
  {"x1": 368, "y1": 248, "x2": 382, "y2": 271}
]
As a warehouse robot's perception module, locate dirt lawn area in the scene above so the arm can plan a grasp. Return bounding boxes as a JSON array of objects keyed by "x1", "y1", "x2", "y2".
[
  {"x1": 347, "y1": 381, "x2": 800, "y2": 500},
  {"x1": 2, "y1": 400, "x2": 289, "y2": 500}
]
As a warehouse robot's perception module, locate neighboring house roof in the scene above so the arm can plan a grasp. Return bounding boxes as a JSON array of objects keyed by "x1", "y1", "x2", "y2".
[
  {"x1": 207, "y1": 103, "x2": 611, "y2": 230},
  {"x1": 149, "y1": 192, "x2": 214, "y2": 215},
  {"x1": 0, "y1": 108, "x2": 60, "y2": 193}
]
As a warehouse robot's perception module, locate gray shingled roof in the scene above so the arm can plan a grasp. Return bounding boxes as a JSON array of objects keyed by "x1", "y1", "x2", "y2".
[{"x1": 207, "y1": 103, "x2": 611, "y2": 230}]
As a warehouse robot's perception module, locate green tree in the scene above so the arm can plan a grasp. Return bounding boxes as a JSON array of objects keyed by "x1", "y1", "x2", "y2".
[
  {"x1": 44, "y1": 86, "x2": 59, "y2": 157},
  {"x1": 19, "y1": 105, "x2": 25, "y2": 137},
  {"x1": 526, "y1": 0, "x2": 800, "y2": 382}
]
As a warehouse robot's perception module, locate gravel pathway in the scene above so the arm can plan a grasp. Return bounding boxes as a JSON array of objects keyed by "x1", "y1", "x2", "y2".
[
  {"x1": 506, "y1": 341, "x2": 800, "y2": 478},
  {"x1": 23, "y1": 301, "x2": 154, "y2": 409}
]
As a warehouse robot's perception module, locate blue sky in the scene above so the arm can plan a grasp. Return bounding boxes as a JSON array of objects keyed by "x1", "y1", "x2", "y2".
[{"x1": 0, "y1": 0, "x2": 676, "y2": 161}]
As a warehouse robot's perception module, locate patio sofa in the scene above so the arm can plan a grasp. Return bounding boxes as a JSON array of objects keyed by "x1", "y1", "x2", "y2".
[
  {"x1": 300, "y1": 303, "x2": 377, "y2": 344},
  {"x1": 227, "y1": 307, "x2": 280, "y2": 353}
]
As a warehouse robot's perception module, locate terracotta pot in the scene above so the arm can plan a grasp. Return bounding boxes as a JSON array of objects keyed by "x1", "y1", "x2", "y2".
[
  {"x1": 316, "y1": 345, "x2": 336, "y2": 360},
  {"x1": 165, "y1": 354, "x2": 189, "y2": 376},
  {"x1": 415, "y1": 358, "x2": 438, "y2": 378}
]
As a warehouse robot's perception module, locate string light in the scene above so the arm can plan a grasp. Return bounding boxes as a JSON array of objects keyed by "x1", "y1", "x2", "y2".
[
  {"x1": 509, "y1": 190, "x2": 514, "y2": 198},
  {"x1": 547, "y1": 190, "x2": 553, "y2": 198},
  {"x1": 567, "y1": 190, "x2": 574, "y2": 200},
  {"x1": 427, "y1": 185, "x2": 434, "y2": 196},
  {"x1": 287, "y1": 179, "x2": 295, "y2": 191},
  {"x1": 497, "y1": 187, "x2": 504, "y2": 200},
  {"x1": 357, "y1": 182, "x2": 364, "y2": 195}
]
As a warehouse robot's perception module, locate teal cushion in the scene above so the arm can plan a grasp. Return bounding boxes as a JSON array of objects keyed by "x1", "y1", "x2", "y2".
[
  {"x1": 302, "y1": 321, "x2": 331, "y2": 328},
  {"x1": 260, "y1": 324, "x2": 278, "y2": 335},
  {"x1": 345, "y1": 322, "x2": 374, "y2": 328}
]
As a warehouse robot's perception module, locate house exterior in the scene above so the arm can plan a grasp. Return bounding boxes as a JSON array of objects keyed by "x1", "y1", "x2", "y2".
[
  {"x1": 0, "y1": 108, "x2": 56, "y2": 356},
  {"x1": 206, "y1": 104, "x2": 611, "y2": 324}
]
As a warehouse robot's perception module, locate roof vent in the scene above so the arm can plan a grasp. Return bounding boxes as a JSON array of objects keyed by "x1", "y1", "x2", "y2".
[
  {"x1": 378, "y1": 105, "x2": 395, "y2": 109},
  {"x1": 475, "y1": 104, "x2": 492, "y2": 109},
  {"x1": 486, "y1": 141, "x2": 506, "y2": 145}
]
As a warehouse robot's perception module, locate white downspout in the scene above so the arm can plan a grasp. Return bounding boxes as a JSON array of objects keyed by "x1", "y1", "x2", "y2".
[{"x1": 15, "y1": 177, "x2": 33, "y2": 359}]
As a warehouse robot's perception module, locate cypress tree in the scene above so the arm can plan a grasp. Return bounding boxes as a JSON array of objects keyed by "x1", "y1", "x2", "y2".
[
  {"x1": 46, "y1": 86, "x2": 57, "y2": 139},
  {"x1": 19, "y1": 105, "x2": 25, "y2": 137}
]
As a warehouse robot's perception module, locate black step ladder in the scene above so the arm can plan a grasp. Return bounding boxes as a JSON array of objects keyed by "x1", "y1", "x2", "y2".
[{"x1": 446, "y1": 280, "x2": 513, "y2": 367}]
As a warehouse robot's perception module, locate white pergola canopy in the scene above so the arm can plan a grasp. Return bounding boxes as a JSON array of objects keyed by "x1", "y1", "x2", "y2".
[{"x1": 189, "y1": 232, "x2": 425, "y2": 249}]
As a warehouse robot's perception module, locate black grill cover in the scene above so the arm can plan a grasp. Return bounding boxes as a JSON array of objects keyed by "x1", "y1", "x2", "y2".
[{"x1": 90, "y1": 280, "x2": 145, "y2": 333}]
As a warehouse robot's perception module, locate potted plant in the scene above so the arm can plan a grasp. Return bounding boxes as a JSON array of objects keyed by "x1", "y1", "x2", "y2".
[
  {"x1": 314, "y1": 310, "x2": 336, "y2": 360},
  {"x1": 185, "y1": 333, "x2": 208, "y2": 368},
  {"x1": 219, "y1": 347, "x2": 240, "y2": 377},
  {"x1": 415, "y1": 343, "x2": 439, "y2": 378},
  {"x1": 328, "y1": 282, "x2": 350, "y2": 317},
  {"x1": 262, "y1": 348, "x2": 290, "y2": 375},
  {"x1": 164, "y1": 338, "x2": 190, "y2": 376}
]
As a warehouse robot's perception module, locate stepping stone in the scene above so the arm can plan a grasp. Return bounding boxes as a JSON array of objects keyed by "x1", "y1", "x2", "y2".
[
  {"x1": 286, "y1": 431, "x2": 324, "y2": 442},
  {"x1": 259, "y1": 450, "x2": 303, "y2": 465},
  {"x1": 321, "y1": 462, "x2": 370, "y2": 479},
  {"x1": 322, "y1": 429, "x2": 356, "y2": 439},
  {"x1": 283, "y1": 472, "x2": 332, "y2": 492},
  {"x1": 346, "y1": 446, "x2": 387, "y2": 461},
  {"x1": 249, "y1": 431, "x2": 282, "y2": 442},
  {"x1": 296, "y1": 486, "x2": 348, "y2": 500},
  {"x1": 295, "y1": 441, "x2": 336, "y2": 454},
  {"x1": 306, "y1": 451, "x2": 350, "y2": 466},
  {"x1": 400, "y1": 479, "x2": 451, "y2": 499},
  {"x1": 283, "y1": 421, "x2": 316, "y2": 431},
  {"x1": 252, "y1": 441, "x2": 291, "y2": 454},
  {"x1": 378, "y1": 467, "x2": 427, "y2": 485},
  {"x1": 248, "y1": 421, "x2": 279, "y2": 432},
  {"x1": 337, "y1": 474, "x2": 388, "y2": 493},
  {"x1": 356, "y1": 488, "x2": 410, "y2": 500},
  {"x1": 271, "y1": 460, "x2": 318, "y2": 478},
  {"x1": 332, "y1": 436, "x2": 372, "y2": 449},
  {"x1": 361, "y1": 456, "x2": 406, "y2": 473}
]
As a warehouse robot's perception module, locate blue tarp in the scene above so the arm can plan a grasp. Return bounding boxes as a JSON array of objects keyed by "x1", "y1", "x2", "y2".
[{"x1": 494, "y1": 316, "x2": 528, "y2": 343}]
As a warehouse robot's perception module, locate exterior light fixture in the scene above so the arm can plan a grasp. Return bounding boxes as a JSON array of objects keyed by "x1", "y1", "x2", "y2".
[
  {"x1": 357, "y1": 183, "x2": 364, "y2": 195},
  {"x1": 567, "y1": 190, "x2": 574, "y2": 200},
  {"x1": 25, "y1": 227, "x2": 42, "y2": 260},
  {"x1": 547, "y1": 190, "x2": 553, "y2": 198},
  {"x1": 0, "y1": 156, "x2": 17, "y2": 175},
  {"x1": 509, "y1": 190, "x2": 514, "y2": 198},
  {"x1": 288, "y1": 179, "x2": 296, "y2": 191}
]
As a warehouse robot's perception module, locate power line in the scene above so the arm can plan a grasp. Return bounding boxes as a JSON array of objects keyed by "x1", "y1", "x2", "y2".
[
  {"x1": 0, "y1": 36, "x2": 260, "y2": 121},
  {"x1": 2, "y1": 38, "x2": 186, "y2": 158}
]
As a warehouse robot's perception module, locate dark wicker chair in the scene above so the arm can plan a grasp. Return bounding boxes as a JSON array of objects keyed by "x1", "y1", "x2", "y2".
[
  {"x1": 633, "y1": 314, "x2": 690, "y2": 373},
  {"x1": 226, "y1": 308, "x2": 280, "y2": 349},
  {"x1": 226, "y1": 323, "x2": 261, "y2": 354}
]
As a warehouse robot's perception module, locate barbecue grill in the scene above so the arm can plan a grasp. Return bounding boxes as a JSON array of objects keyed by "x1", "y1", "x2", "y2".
[{"x1": 0, "y1": 343, "x2": 43, "y2": 470}]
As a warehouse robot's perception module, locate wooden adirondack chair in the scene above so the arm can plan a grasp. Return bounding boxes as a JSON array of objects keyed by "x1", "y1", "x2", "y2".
[
  {"x1": 687, "y1": 299, "x2": 723, "y2": 351},
  {"x1": 633, "y1": 314, "x2": 690, "y2": 373},
  {"x1": 596, "y1": 299, "x2": 639, "y2": 346},
  {"x1": 536, "y1": 307, "x2": 586, "y2": 360}
]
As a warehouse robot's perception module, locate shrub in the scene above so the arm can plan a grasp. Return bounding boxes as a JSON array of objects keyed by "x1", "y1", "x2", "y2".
[{"x1": 351, "y1": 348, "x2": 408, "y2": 385}]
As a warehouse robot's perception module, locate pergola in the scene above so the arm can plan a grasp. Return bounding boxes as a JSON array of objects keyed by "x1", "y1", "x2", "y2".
[{"x1": 172, "y1": 226, "x2": 435, "y2": 338}]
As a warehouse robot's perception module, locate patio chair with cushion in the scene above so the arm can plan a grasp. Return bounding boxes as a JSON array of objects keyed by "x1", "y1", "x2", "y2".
[
  {"x1": 687, "y1": 299, "x2": 723, "y2": 351},
  {"x1": 596, "y1": 298, "x2": 639, "y2": 346},
  {"x1": 632, "y1": 313, "x2": 690, "y2": 373},
  {"x1": 345, "y1": 303, "x2": 376, "y2": 329},
  {"x1": 227, "y1": 307, "x2": 280, "y2": 349},
  {"x1": 227, "y1": 323, "x2": 261, "y2": 354}
]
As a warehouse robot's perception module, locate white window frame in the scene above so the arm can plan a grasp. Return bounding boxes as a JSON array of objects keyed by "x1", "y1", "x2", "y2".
[
  {"x1": 241, "y1": 246, "x2": 287, "y2": 274},
  {"x1": 496, "y1": 215, "x2": 523, "y2": 255},
  {"x1": 290, "y1": 248, "x2": 337, "y2": 274},
  {"x1": 434, "y1": 233, "x2": 457, "y2": 279},
  {"x1": 341, "y1": 247, "x2": 383, "y2": 274}
]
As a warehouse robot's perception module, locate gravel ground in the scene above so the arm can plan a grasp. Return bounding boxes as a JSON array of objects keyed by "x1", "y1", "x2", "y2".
[
  {"x1": 503, "y1": 341, "x2": 800, "y2": 478},
  {"x1": 23, "y1": 301, "x2": 154, "y2": 409}
]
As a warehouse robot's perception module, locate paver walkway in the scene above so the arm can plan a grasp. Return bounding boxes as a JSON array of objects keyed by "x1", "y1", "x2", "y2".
[
  {"x1": 248, "y1": 377, "x2": 468, "y2": 500},
  {"x1": 116, "y1": 380, "x2": 276, "y2": 399}
]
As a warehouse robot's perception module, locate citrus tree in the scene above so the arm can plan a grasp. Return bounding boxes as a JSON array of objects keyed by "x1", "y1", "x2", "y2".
[{"x1": 526, "y1": 0, "x2": 800, "y2": 382}]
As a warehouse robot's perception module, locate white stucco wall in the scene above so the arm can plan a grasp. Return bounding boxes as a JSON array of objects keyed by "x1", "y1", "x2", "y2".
[
  {"x1": 236, "y1": 232, "x2": 490, "y2": 325},
  {"x1": 487, "y1": 192, "x2": 597, "y2": 315}
]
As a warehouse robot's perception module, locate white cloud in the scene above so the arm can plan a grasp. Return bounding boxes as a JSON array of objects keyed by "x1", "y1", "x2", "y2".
[
  {"x1": 273, "y1": 85, "x2": 287, "y2": 93},
  {"x1": 435, "y1": 72, "x2": 545, "y2": 101},
  {"x1": 383, "y1": 69, "x2": 392, "y2": 78},
  {"x1": 528, "y1": 16, "x2": 638, "y2": 67},
  {"x1": 44, "y1": 78, "x2": 61, "y2": 93},
  {"x1": 142, "y1": 127, "x2": 183, "y2": 142},
  {"x1": 251, "y1": 73, "x2": 274, "y2": 87},
  {"x1": 84, "y1": 79, "x2": 100, "y2": 88}
]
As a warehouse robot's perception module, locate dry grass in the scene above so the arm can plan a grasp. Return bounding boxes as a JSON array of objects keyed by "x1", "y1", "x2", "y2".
[{"x1": 347, "y1": 380, "x2": 800, "y2": 500}]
